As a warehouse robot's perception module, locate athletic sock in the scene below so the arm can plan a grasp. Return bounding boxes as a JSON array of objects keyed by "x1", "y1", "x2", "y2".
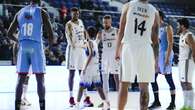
[
  {"x1": 22, "y1": 84, "x2": 28, "y2": 99},
  {"x1": 15, "y1": 100, "x2": 21, "y2": 110},
  {"x1": 171, "y1": 94, "x2": 175, "y2": 104},
  {"x1": 187, "y1": 90, "x2": 194, "y2": 108},
  {"x1": 70, "y1": 91, "x2": 73, "y2": 98},
  {"x1": 83, "y1": 89, "x2": 87, "y2": 98},
  {"x1": 39, "y1": 100, "x2": 45, "y2": 110}
]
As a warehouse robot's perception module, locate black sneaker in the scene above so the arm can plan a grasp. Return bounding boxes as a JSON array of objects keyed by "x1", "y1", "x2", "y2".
[
  {"x1": 166, "y1": 103, "x2": 175, "y2": 110},
  {"x1": 15, "y1": 100, "x2": 21, "y2": 110},
  {"x1": 148, "y1": 101, "x2": 161, "y2": 109}
]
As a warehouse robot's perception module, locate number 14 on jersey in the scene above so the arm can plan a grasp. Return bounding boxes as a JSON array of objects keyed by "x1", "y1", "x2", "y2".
[{"x1": 134, "y1": 18, "x2": 146, "y2": 36}]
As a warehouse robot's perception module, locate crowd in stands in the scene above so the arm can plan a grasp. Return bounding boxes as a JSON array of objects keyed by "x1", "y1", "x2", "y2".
[
  {"x1": 0, "y1": 1, "x2": 67, "y2": 65},
  {"x1": 0, "y1": 0, "x2": 195, "y2": 65}
]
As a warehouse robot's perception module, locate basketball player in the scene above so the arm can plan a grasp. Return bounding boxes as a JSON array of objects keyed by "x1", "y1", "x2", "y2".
[
  {"x1": 96, "y1": 15, "x2": 119, "y2": 107},
  {"x1": 13, "y1": 41, "x2": 31, "y2": 107},
  {"x1": 76, "y1": 27, "x2": 110, "y2": 110},
  {"x1": 177, "y1": 18, "x2": 195, "y2": 110},
  {"x1": 115, "y1": 0, "x2": 160, "y2": 110},
  {"x1": 148, "y1": 10, "x2": 176, "y2": 110},
  {"x1": 65, "y1": 7, "x2": 93, "y2": 107},
  {"x1": 7, "y1": 0, "x2": 54, "y2": 110}
]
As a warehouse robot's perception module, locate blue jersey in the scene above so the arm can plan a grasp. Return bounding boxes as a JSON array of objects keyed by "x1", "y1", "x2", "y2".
[
  {"x1": 17, "y1": 5, "x2": 42, "y2": 43},
  {"x1": 158, "y1": 23, "x2": 173, "y2": 74},
  {"x1": 159, "y1": 23, "x2": 168, "y2": 52}
]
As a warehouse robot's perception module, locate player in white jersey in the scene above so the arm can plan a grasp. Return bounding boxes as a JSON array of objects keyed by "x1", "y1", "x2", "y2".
[
  {"x1": 75, "y1": 26, "x2": 110, "y2": 110},
  {"x1": 177, "y1": 18, "x2": 195, "y2": 110},
  {"x1": 115, "y1": 0, "x2": 160, "y2": 110},
  {"x1": 96, "y1": 15, "x2": 119, "y2": 107},
  {"x1": 65, "y1": 7, "x2": 93, "y2": 107}
]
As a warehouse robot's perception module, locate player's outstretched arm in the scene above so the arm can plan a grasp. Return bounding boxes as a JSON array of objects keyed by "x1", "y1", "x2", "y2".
[
  {"x1": 151, "y1": 11, "x2": 160, "y2": 59},
  {"x1": 115, "y1": 3, "x2": 128, "y2": 60},
  {"x1": 41, "y1": 9, "x2": 54, "y2": 45},
  {"x1": 7, "y1": 13, "x2": 19, "y2": 43}
]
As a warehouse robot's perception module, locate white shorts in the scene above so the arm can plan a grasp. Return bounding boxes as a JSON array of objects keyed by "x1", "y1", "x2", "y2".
[
  {"x1": 179, "y1": 59, "x2": 195, "y2": 83},
  {"x1": 102, "y1": 52, "x2": 121, "y2": 74},
  {"x1": 80, "y1": 64, "x2": 101, "y2": 87},
  {"x1": 66, "y1": 45, "x2": 86, "y2": 70},
  {"x1": 121, "y1": 44, "x2": 155, "y2": 83}
]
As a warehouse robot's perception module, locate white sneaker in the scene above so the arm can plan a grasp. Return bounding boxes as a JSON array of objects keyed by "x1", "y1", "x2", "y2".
[
  {"x1": 74, "y1": 103, "x2": 80, "y2": 110},
  {"x1": 102, "y1": 101, "x2": 110, "y2": 110},
  {"x1": 21, "y1": 98, "x2": 31, "y2": 106}
]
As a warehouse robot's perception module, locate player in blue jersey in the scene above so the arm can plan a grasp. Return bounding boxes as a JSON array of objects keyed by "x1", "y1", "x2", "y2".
[
  {"x1": 148, "y1": 11, "x2": 176, "y2": 110},
  {"x1": 7, "y1": 0, "x2": 54, "y2": 110},
  {"x1": 13, "y1": 41, "x2": 31, "y2": 107}
]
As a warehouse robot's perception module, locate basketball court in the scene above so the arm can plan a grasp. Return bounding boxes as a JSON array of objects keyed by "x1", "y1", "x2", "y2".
[{"x1": 0, "y1": 66, "x2": 194, "y2": 110}]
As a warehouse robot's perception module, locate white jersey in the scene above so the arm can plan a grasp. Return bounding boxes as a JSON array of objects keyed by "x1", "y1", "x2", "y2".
[
  {"x1": 80, "y1": 40, "x2": 101, "y2": 87},
  {"x1": 101, "y1": 27, "x2": 120, "y2": 74},
  {"x1": 87, "y1": 40, "x2": 99, "y2": 66},
  {"x1": 65, "y1": 19, "x2": 85, "y2": 47},
  {"x1": 102, "y1": 27, "x2": 118, "y2": 52},
  {"x1": 179, "y1": 31, "x2": 195, "y2": 60},
  {"x1": 122, "y1": 0, "x2": 157, "y2": 45}
]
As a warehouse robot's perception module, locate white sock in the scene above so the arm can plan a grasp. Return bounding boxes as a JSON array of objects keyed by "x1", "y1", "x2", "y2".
[
  {"x1": 102, "y1": 74, "x2": 109, "y2": 101},
  {"x1": 103, "y1": 100, "x2": 107, "y2": 106},
  {"x1": 70, "y1": 91, "x2": 73, "y2": 98},
  {"x1": 22, "y1": 84, "x2": 28, "y2": 99},
  {"x1": 83, "y1": 89, "x2": 87, "y2": 98},
  {"x1": 187, "y1": 90, "x2": 194, "y2": 108},
  {"x1": 102, "y1": 100, "x2": 109, "y2": 108},
  {"x1": 183, "y1": 90, "x2": 188, "y2": 106}
]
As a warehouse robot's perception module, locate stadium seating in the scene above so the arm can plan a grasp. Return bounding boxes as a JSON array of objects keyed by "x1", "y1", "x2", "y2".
[{"x1": 0, "y1": 0, "x2": 195, "y2": 65}]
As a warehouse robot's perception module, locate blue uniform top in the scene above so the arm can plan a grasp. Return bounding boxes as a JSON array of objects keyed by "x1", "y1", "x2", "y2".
[
  {"x1": 17, "y1": 5, "x2": 42, "y2": 43},
  {"x1": 158, "y1": 23, "x2": 173, "y2": 74},
  {"x1": 159, "y1": 23, "x2": 169, "y2": 52}
]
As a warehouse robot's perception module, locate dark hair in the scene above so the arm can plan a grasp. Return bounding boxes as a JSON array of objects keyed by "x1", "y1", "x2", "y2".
[
  {"x1": 103, "y1": 15, "x2": 112, "y2": 19},
  {"x1": 31, "y1": 0, "x2": 41, "y2": 4},
  {"x1": 159, "y1": 10, "x2": 165, "y2": 21},
  {"x1": 177, "y1": 18, "x2": 189, "y2": 29},
  {"x1": 87, "y1": 26, "x2": 97, "y2": 39},
  {"x1": 71, "y1": 7, "x2": 79, "y2": 12}
]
